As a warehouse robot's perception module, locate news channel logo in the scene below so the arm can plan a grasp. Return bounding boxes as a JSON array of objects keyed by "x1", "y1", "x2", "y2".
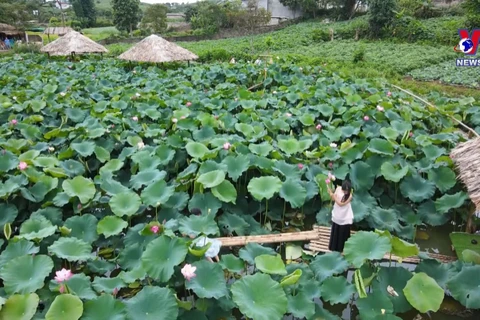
[{"x1": 455, "y1": 29, "x2": 479, "y2": 67}]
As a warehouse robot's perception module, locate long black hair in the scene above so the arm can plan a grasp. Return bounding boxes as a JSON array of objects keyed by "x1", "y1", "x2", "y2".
[{"x1": 341, "y1": 179, "x2": 352, "y2": 203}]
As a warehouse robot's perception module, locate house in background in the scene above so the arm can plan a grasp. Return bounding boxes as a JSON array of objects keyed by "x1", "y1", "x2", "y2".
[
  {"x1": 243, "y1": 0, "x2": 303, "y2": 25},
  {"x1": 45, "y1": 0, "x2": 72, "y2": 10}
]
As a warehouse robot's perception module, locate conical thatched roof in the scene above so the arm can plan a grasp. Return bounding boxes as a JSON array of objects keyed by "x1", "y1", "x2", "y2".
[
  {"x1": 40, "y1": 31, "x2": 108, "y2": 56},
  {"x1": 118, "y1": 34, "x2": 198, "y2": 63},
  {"x1": 0, "y1": 23, "x2": 16, "y2": 32},
  {"x1": 450, "y1": 138, "x2": 480, "y2": 207}
]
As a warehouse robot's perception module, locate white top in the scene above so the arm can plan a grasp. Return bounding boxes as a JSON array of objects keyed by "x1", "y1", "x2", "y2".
[{"x1": 331, "y1": 187, "x2": 353, "y2": 225}]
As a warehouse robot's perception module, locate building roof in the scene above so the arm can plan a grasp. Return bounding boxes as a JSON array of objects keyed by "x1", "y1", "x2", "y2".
[{"x1": 40, "y1": 30, "x2": 108, "y2": 56}]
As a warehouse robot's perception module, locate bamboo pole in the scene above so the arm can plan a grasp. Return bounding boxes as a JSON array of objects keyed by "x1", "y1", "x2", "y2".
[
  {"x1": 217, "y1": 230, "x2": 318, "y2": 247},
  {"x1": 391, "y1": 84, "x2": 480, "y2": 138}
]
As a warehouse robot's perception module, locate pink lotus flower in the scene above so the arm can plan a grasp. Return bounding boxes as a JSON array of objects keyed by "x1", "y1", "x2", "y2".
[
  {"x1": 113, "y1": 288, "x2": 119, "y2": 296},
  {"x1": 387, "y1": 91, "x2": 392, "y2": 97},
  {"x1": 316, "y1": 124, "x2": 322, "y2": 130},
  {"x1": 59, "y1": 284, "x2": 65, "y2": 293},
  {"x1": 364, "y1": 116, "x2": 370, "y2": 121},
  {"x1": 298, "y1": 163, "x2": 304, "y2": 170},
  {"x1": 325, "y1": 178, "x2": 331, "y2": 184},
  {"x1": 132, "y1": 116, "x2": 138, "y2": 121},
  {"x1": 55, "y1": 268, "x2": 73, "y2": 283},
  {"x1": 409, "y1": 132, "x2": 413, "y2": 137},
  {"x1": 223, "y1": 142, "x2": 231, "y2": 150},
  {"x1": 77, "y1": 204, "x2": 82, "y2": 210},
  {"x1": 150, "y1": 225, "x2": 159, "y2": 234},
  {"x1": 376, "y1": 105, "x2": 384, "y2": 112},
  {"x1": 172, "y1": 118, "x2": 178, "y2": 123},
  {"x1": 328, "y1": 172, "x2": 336, "y2": 181},
  {"x1": 181, "y1": 264, "x2": 197, "y2": 281},
  {"x1": 18, "y1": 162, "x2": 27, "y2": 170},
  {"x1": 186, "y1": 102, "x2": 192, "y2": 107},
  {"x1": 286, "y1": 113, "x2": 292, "y2": 117},
  {"x1": 11, "y1": 119, "x2": 17, "y2": 125},
  {"x1": 328, "y1": 162, "x2": 333, "y2": 168}
]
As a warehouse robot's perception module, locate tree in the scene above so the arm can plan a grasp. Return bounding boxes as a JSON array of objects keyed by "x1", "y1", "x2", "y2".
[
  {"x1": 0, "y1": 0, "x2": 32, "y2": 28},
  {"x1": 463, "y1": 0, "x2": 480, "y2": 29},
  {"x1": 72, "y1": 0, "x2": 96, "y2": 28},
  {"x1": 141, "y1": 4, "x2": 168, "y2": 34},
  {"x1": 367, "y1": 0, "x2": 396, "y2": 37},
  {"x1": 112, "y1": 0, "x2": 141, "y2": 34}
]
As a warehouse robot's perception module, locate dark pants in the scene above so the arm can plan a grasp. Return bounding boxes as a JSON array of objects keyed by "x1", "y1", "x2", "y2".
[{"x1": 329, "y1": 222, "x2": 351, "y2": 252}]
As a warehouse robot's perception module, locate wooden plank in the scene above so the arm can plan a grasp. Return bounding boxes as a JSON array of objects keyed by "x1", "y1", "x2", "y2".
[
  {"x1": 217, "y1": 230, "x2": 319, "y2": 247},
  {"x1": 213, "y1": 224, "x2": 456, "y2": 264}
]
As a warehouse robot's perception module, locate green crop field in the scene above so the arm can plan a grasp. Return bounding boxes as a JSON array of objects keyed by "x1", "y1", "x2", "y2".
[{"x1": 0, "y1": 53, "x2": 479, "y2": 319}]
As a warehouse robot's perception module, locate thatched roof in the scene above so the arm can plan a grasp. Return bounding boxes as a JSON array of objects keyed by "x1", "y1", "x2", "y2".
[
  {"x1": 43, "y1": 27, "x2": 74, "y2": 36},
  {"x1": 0, "y1": 23, "x2": 16, "y2": 32},
  {"x1": 450, "y1": 138, "x2": 480, "y2": 207},
  {"x1": 40, "y1": 31, "x2": 108, "y2": 56},
  {"x1": 0, "y1": 23, "x2": 22, "y2": 35},
  {"x1": 117, "y1": 34, "x2": 198, "y2": 63}
]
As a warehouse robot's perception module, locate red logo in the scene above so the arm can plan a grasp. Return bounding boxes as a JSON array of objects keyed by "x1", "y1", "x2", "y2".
[{"x1": 454, "y1": 29, "x2": 480, "y2": 55}]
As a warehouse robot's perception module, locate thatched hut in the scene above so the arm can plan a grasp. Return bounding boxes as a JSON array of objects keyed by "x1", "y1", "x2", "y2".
[
  {"x1": 43, "y1": 27, "x2": 74, "y2": 36},
  {"x1": 40, "y1": 30, "x2": 108, "y2": 56},
  {"x1": 451, "y1": 138, "x2": 480, "y2": 207},
  {"x1": 0, "y1": 23, "x2": 24, "y2": 43},
  {"x1": 117, "y1": 34, "x2": 198, "y2": 63}
]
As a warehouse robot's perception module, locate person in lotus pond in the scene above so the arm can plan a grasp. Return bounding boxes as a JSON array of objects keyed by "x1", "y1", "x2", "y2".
[{"x1": 327, "y1": 179, "x2": 353, "y2": 253}]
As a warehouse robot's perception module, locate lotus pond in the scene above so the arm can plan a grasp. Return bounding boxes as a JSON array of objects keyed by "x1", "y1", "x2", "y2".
[{"x1": 0, "y1": 54, "x2": 479, "y2": 320}]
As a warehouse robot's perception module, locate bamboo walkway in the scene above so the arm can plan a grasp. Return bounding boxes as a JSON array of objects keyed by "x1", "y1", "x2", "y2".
[{"x1": 216, "y1": 225, "x2": 457, "y2": 264}]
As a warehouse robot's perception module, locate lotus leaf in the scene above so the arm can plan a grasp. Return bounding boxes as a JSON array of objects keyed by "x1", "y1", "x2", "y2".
[
  {"x1": 0, "y1": 293, "x2": 38, "y2": 320},
  {"x1": 82, "y1": 294, "x2": 126, "y2": 320},
  {"x1": 344, "y1": 231, "x2": 392, "y2": 268},
  {"x1": 239, "y1": 243, "x2": 276, "y2": 264},
  {"x1": 427, "y1": 166, "x2": 456, "y2": 192},
  {"x1": 350, "y1": 161, "x2": 375, "y2": 190},
  {"x1": 320, "y1": 276, "x2": 356, "y2": 305},
  {"x1": 446, "y1": 266, "x2": 480, "y2": 309},
  {"x1": 109, "y1": 191, "x2": 142, "y2": 217},
  {"x1": 185, "y1": 141, "x2": 210, "y2": 158},
  {"x1": 356, "y1": 291, "x2": 394, "y2": 320},
  {"x1": 48, "y1": 237, "x2": 92, "y2": 262},
  {"x1": 0, "y1": 255, "x2": 53, "y2": 294},
  {"x1": 62, "y1": 176, "x2": 96, "y2": 204},
  {"x1": 141, "y1": 235, "x2": 188, "y2": 282},
  {"x1": 380, "y1": 163, "x2": 409, "y2": 183},
  {"x1": 186, "y1": 260, "x2": 228, "y2": 299},
  {"x1": 279, "y1": 179, "x2": 307, "y2": 208},
  {"x1": 97, "y1": 216, "x2": 128, "y2": 238},
  {"x1": 45, "y1": 294, "x2": 83, "y2": 320},
  {"x1": 179, "y1": 214, "x2": 219, "y2": 237},
  {"x1": 92, "y1": 276, "x2": 126, "y2": 294},
  {"x1": 188, "y1": 192, "x2": 222, "y2": 215},
  {"x1": 287, "y1": 292, "x2": 315, "y2": 319},
  {"x1": 247, "y1": 176, "x2": 282, "y2": 201},
  {"x1": 255, "y1": 254, "x2": 287, "y2": 275},
  {"x1": 403, "y1": 272, "x2": 444, "y2": 313},
  {"x1": 141, "y1": 180, "x2": 174, "y2": 207},
  {"x1": 219, "y1": 254, "x2": 245, "y2": 273},
  {"x1": 18, "y1": 215, "x2": 56, "y2": 240},
  {"x1": 64, "y1": 274, "x2": 97, "y2": 300},
  {"x1": 211, "y1": 180, "x2": 237, "y2": 203},
  {"x1": 400, "y1": 174, "x2": 435, "y2": 203},
  {"x1": 0, "y1": 239, "x2": 39, "y2": 268},
  {"x1": 126, "y1": 286, "x2": 178, "y2": 320},
  {"x1": 310, "y1": 252, "x2": 349, "y2": 283},
  {"x1": 434, "y1": 191, "x2": 468, "y2": 214},
  {"x1": 231, "y1": 273, "x2": 287, "y2": 320},
  {"x1": 64, "y1": 214, "x2": 99, "y2": 243},
  {"x1": 414, "y1": 259, "x2": 457, "y2": 289},
  {"x1": 218, "y1": 213, "x2": 249, "y2": 236},
  {"x1": 373, "y1": 267, "x2": 413, "y2": 313}
]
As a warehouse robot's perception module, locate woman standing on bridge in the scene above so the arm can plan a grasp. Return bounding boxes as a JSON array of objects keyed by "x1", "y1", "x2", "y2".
[{"x1": 327, "y1": 179, "x2": 354, "y2": 253}]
